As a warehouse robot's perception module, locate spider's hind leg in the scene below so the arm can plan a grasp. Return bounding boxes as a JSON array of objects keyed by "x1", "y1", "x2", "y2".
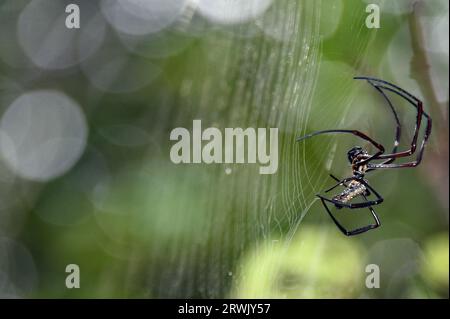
[
  {"x1": 317, "y1": 195, "x2": 348, "y2": 235},
  {"x1": 334, "y1": 201, "x2": 344, "y2": 210},
  {"x1": 316, "y1": 194, "x2": 381, "y2": 236}
]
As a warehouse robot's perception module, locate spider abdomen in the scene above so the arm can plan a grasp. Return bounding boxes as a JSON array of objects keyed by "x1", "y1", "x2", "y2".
[{"x1": 333, "y1": 181, "x2": 367, "y2": 204}]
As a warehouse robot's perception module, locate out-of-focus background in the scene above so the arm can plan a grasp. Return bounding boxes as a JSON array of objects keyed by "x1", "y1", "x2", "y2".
[{"x1": 0, "y1": 0, "x2": 448, "y2": 298}]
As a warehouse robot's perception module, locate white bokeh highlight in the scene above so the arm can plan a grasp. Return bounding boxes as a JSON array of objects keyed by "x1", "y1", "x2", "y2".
[
  {"x1": 197, "y1": 0, "x2": 273, "y2": 25},
  {"x1": 118, "y1": 30, "x2": 193, "y2": 59},
  {"x1": 0, "y1": 90, "x2": 88, "y2": 182},
  {"x1": 387, "y1": 23, "x2": 449, "y2": 103},
  {"x1": 81, "y1": 37, "x2": 162, "y2": 93},
  {"x1": 17, "y1": 0, "x2": 106, "y2": 70},
  {"x1": 255, "y1": 0, "x2": 297, "y2": 42},
  {"x1": 422, "y1": 15, "x2": 449, "y2": 56}
]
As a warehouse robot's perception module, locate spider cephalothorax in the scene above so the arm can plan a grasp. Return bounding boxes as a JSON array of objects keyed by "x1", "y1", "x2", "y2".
[
  {"x1": 347, "y1": 146, "x2": 370, "y2": 175},
  {"x1": 297, "y1": 77, "x2": 432, "y2": 236},
  {"x1": 347, "y1": 146, "x2": 368, "y2": 163}
]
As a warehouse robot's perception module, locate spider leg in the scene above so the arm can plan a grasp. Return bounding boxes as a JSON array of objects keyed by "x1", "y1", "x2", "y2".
[
  {"x1": 317, "y1": 194, "x2": 381, "y2": 236},
  {"x1": 371, "y1": 88, "x2": 430, "y2": 162},
  {"x1": 368, "y1": 160, "x2": 424, "y2": 169},
  {"x1": 356, "y1": 78, "x2": 402, "y2": 166},
  {"x1": 319, "y1": 178, "x2": 383, "y2": 208},
  {"x1": 367, "y1": 99, "x2": 430, "y2": 169},
  {"x1": 329, "y1": 174, "x2": 341, "y2": 182},
  {"x1": 346, "y1": 178, "x2": 383, "y2": 208},
  {"x1": 354, "y1": 77, "x2": 423, "y2": 102},
  {"x1": 354, "y1": 77, "x2": 432, "y2": 169},
  {"x1": 318, "y1": 192, "x2": 382, "y2": 209},
  {"x1": 324, "y1": 176, "x2": 352, "y2": 193},
  {"x1": 347, "y1": 203, "x2": 381, "y2": 236},
  {"x1": 318, "y1": 196, "x2": 349, "y2": 235}
]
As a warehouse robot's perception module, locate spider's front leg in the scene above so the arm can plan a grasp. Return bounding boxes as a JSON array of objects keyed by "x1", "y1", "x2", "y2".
[{"x1": 355, "y1": 77, "x2": 432, "y2": 170}]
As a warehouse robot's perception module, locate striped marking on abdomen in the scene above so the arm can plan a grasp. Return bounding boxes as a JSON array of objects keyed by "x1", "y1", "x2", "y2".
[{"x1": 333, "y1": 181, "x2": 367, "y2": 203}]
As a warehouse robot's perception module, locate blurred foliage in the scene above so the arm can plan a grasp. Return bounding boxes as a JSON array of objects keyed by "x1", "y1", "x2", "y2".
[
  {"x1": 0, "y1": 0, "x2": 448, "y2": 299},
  {"x1": 231, "y1": 226, "x2": 364, "y2": 298},
  {"x1": 421, "y1": 233, "x2": 449, "y2": 295}
]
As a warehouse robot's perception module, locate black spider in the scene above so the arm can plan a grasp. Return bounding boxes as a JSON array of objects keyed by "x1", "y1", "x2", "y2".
[{"x1": 297, "y1": 77, "x2": 432, "y2": 236}]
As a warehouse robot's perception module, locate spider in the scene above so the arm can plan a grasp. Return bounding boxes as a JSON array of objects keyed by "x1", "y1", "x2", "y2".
[{"x1": 297, "y1": 77, "x2": 432, "y2": 236}]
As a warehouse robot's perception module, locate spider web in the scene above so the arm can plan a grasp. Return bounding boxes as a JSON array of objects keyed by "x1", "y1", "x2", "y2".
[
  {"x1": 0, "y1": 0, "x2": 384, "y2": 299},
  {"x1": 127, "y1": 1, "x2": 380, "y2": 298}
]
